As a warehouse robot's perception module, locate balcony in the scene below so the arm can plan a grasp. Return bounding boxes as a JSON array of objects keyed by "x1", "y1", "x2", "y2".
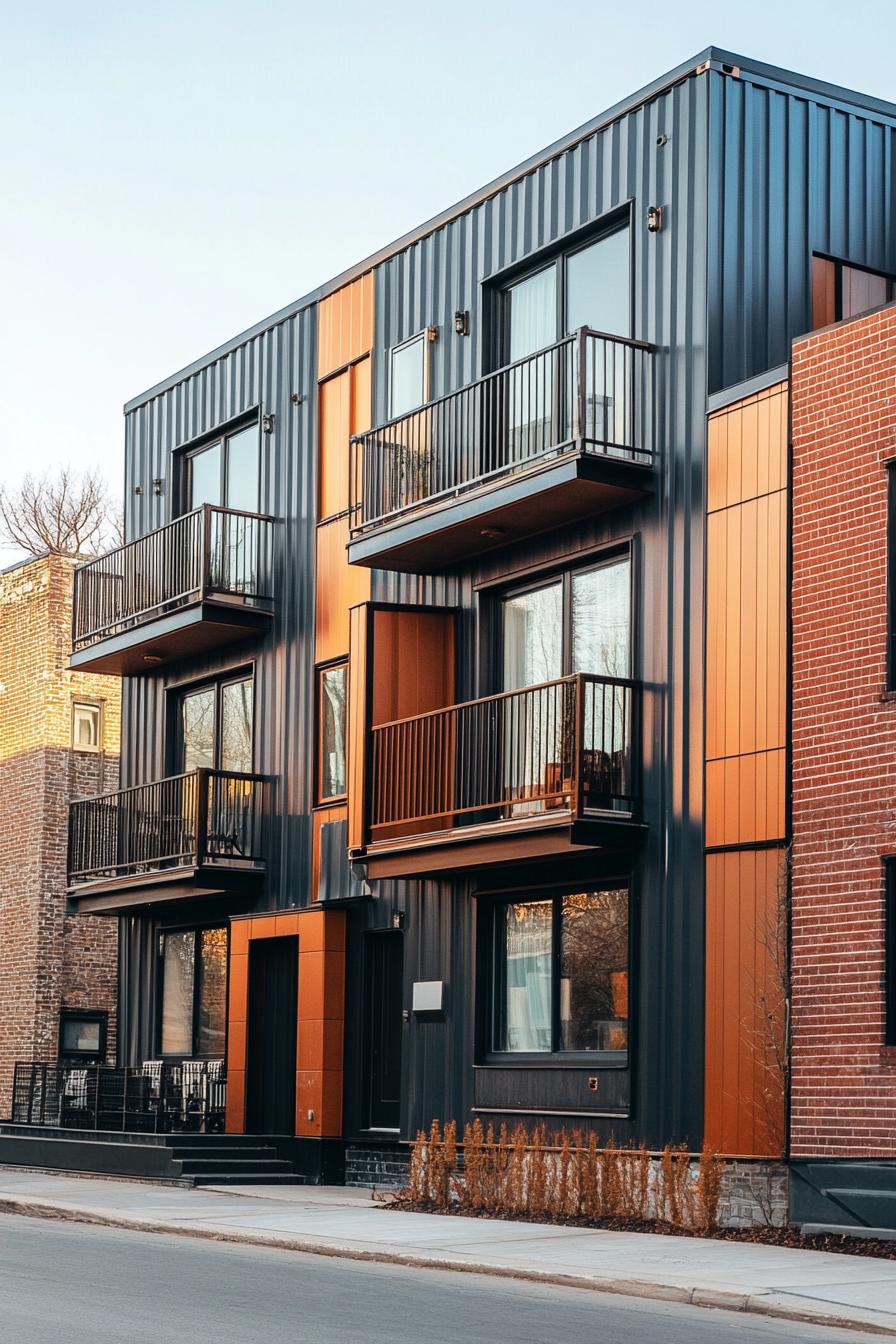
[
  {"x1": 70, "y1": 505, "x2": 275, "y2": 675},
  {"x1": 353, "y1": 673, "x2": 643, "y2": 879},
  {"x1": 68, "y1": 769, "x2": 269, "y2": 914},
  {"x1": 348, "y1": 329, "x2": 656, "y2": 573}
]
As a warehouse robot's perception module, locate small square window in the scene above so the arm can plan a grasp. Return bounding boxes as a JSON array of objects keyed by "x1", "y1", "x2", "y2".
[
  {"x1": 59, "y1": 1011, "x2": 106, "y2": 1060},
  {"x1": 72, "y1": 702, "x2": 102, "y2": 752}
]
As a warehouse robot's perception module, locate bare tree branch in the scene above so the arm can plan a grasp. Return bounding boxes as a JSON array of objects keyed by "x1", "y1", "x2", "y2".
[{"x1": 0, "y1": 469, "x2": 120, "y2": 558}]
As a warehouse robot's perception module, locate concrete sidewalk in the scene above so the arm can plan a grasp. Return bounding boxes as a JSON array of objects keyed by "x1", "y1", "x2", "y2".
[{"x1": 1, "y1": 1169, "x2": 895, "y2": 1336}]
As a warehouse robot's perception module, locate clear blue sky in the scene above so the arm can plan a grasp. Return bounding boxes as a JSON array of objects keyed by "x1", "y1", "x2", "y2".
[{"x1": 1, "y1": 0, "x2": 894, "y2": 549}]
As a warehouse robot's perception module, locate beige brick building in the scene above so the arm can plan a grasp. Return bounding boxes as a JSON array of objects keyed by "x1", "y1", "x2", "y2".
[{"x1": 0, "y1": 553, "x2": 121, "y2": 1114}]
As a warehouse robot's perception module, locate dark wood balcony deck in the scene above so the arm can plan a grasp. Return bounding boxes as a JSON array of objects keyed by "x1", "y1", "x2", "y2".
[
  {"x1": 69, "y1": 505, "x2": 275, "y2": 675},
  {"x1": 348, "y1": 329, "x2": 656, "y2": 573},
  {"x1": 352, "y1": 673, "x2": 644, "y2": 879},
  {"x1": 67, "y1": 769, "x2": 269, "y2": 914}
]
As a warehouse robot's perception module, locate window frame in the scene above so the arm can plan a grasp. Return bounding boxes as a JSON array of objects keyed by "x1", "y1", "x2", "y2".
[
  {"x1": 71, "y1": 699, "x2": 103, "y2": 753},
  {"x1": 316, "y1": 658, "x2": 349, "y2": 805},
  {"x1": 155, "y1": 921, "x2": 230, "y2": 1061},
  {"x1": 495, "y1": 218, "x2": 633, "y2": 368},
  {"x1": 178, "y1": 415, "x2": 262, "y2": 518},
  {"x1": 168, "y1": 665, "x2": 255, "y2": 776},
  {"x1": 388, "y1": 330, "x2": 430, "y2": 418},
  {"x1": 484, "y1": 885, "x2": 631, "y2": 1067},
  {"x1": 58, "y1": 1009, "x2": 108, "y2": 1062}
]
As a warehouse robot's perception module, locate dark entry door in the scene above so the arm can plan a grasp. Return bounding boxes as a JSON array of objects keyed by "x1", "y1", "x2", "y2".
[
  {"x1": 246, "y1": 936, "x2": 297, "y2": 1134},
  {"x1": 364, "y1": 932, "x2": 403, "y2": 1130}
]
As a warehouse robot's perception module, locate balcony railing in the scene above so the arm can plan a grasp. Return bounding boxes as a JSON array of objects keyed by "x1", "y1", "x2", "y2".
[
  {"x1": 367, "y1": 673, "x2": 638, "y2": 842},
  {"x1": 72, "y1": 504, "x2": 275, "y2": 651},
  {"x1": 68, "y1": 769, "x2": 269, "y2": 884},
  {"x1": 350, "y1": 328, "x2": 655, "y2": 534},
  {"x1": 11, "y1": 1061, "x2": 225, "y2": 1134}
]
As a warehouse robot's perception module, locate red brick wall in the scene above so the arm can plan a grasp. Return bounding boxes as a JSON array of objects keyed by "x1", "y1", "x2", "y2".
[
  {"x1": 791, "y1": 302, "x2": 896, "y2": 1156},
  {"x1": 0, "y1": 555, "x2": 121, "y2": 1115}
]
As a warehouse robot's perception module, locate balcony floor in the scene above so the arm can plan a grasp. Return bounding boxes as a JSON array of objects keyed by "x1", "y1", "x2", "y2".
[
  {"x1": 358, "y1": 809, "x2": 645, "y2": 880},
  {"x1": 69, "y1": 598, "x2": 272, "y2": 675},
  {"x1": 67, "y1": 861, "x2": 264, "y2": 916},
  {"x1": 348, "y1": 449, "x2": 653, "y2": 574}
]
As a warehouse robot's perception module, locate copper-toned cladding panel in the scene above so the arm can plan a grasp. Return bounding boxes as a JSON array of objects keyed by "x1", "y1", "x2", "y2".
[
  {"x1": 370, "y1": 608, "x2": 456, "y2": 726},
  {"x1": 317, "y1": 273, "x2": 374, "y2": 379},
  {"x1": 319, "y1": 370, "x2": 351, "y2": 521},
  {"x1": 705, "y1": 382, "x2": 788, "y2": 847},
  {"x1": 704, "y1": 847, "x2": 786, "y2": 1157},
  {"x1": 315, "y1": 517, "x2": 371, "y2": 665},
  {"x1": 811, "y1": 256, "x2": 837, "y2": 332},
  {"x1": 347, "y1": 604, "x2": 370, "y2": 854}
]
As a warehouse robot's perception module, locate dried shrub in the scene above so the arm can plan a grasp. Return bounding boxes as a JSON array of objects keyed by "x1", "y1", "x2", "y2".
[
  {"x1": 406, "y1": 1119, "x2": 722, "y2": 1233},
  {"x1": 695, "y1": 1144, "x2": 723, "y2": 1230}
]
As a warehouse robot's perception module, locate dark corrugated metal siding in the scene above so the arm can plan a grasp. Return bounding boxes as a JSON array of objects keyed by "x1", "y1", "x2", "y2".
[
  {"x1": 118, "y1": 307, "x2": 318, "y2": 1063},
  {"x1": 359, "y1": 71, "x2": 711, "y2": 1148},
  {"x1": 707, "y1": 68, "x2": 896, "y2": 392}
]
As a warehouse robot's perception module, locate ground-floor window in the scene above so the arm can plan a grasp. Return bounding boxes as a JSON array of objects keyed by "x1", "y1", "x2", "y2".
[
  {"x1": 158, "y1": 925, "x2": 228, "y2": 1058},
  {"x1": 491, "y1": 888, "x2": 629, "y2": 1060}
]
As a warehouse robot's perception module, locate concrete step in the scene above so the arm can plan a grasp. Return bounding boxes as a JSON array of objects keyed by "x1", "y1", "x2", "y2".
[
  {"x1": 190, "y1": 1172, "x2": 307, "y2": 1186},
  {"x1": 175, "y1": 1158, "x2": 293, "y2": 1176},
  {"x1": 824, "y1": 1187, "x2": 896, "y2": 1227}
]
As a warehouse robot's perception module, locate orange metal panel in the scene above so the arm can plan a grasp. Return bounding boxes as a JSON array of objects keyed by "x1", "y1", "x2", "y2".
[
  {"x1": 811, "y1": 256, "x2": 836, "y2": 331},
  {"x1": 347, "y1": 604, "x2": 371, "y2": 853},
  {"x1": 227, "y1": 953, "x2": 248, "y2": 1025},
  {"x1": 317, "y1": 273, "x2": 374, "y2": 379},
  {"x1": 319, "y1": 370, "x2": 351, "y2": 521},
  {"x1": 704, "y1": 847, "x2": 786, "y2": 1156},
  {"x1": 225, "y1": 1069, "x2": 245, "y2": 1134},
  {"x1": 315, "y1": 517, "x2": 371, "y2": 664},
  {"x1": 371, "y1": 608, "x2": 456, "y2": 726},
  {"x1": 705, "y1": 750, "x2": 785, "y2": 847}
]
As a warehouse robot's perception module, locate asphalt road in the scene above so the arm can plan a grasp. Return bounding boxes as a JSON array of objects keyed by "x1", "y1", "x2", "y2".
[{"x1": 0, "y1": 1211, "x2": 871, "y2": 1343}]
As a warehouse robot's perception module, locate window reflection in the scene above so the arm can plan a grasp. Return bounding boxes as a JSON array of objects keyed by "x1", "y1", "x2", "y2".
[
  {"x1": 320, "y1": 664, "x2": 347, "y2": 799},
  {"x1": 180, "y1": 688, "x2": 216, "y2": 771},
  {"x1": 559, "y1": 890, "x2": 629, "y2": 1052},
  {"x1": 566, "y1": 228, "x2": 630, "y2": 338},
  {"x1": 494, "y1": 900, "x2": 553, "y2": 1051},
  {"x1": 220, "y1": 679, "x2": 254, "y2": 773}
]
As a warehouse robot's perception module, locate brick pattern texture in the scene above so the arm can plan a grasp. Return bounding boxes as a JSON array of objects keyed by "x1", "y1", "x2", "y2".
[
  {"x1": 0, "y1": 554, "x2": 121, "y2": 1115},
  {"x1": 791, "y1": 302, "x2": 896, "y2": 1156}
]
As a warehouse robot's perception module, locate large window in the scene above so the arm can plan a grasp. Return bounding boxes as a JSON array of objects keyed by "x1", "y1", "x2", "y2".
[
  {"x1": 159, "y1": 926, "x2": 228, "y2": 1058},
  {"x1": 501, "y1": 552, "x2": 632, "y2": 690},
  {"x1": 177, "y1": 672, "x2": 254, "y2": 774},
  {"x1": 501, "y1": 222, "x2": 631, "y2": 364},
  {"x1": 491, "y1": 889, "x2": 629, "y2": 1058},
  {"x1": 812, "y1": 255, "x2": 895, "y2": 331},
  {"x1": 184, "y1": 421, "x2": 260, "y2": 514},
  {"x1": 318, "y1": 661, "x2": 347, "y2": 802}
]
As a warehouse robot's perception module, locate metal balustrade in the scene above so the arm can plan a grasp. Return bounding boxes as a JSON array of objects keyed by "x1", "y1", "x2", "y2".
[
  {"x1": 11, "y1": 1060, "x2": 226, "y2": 1134},
  {"x1": 367, "y1": 673, "x2": 639, "y2": 840},
  {"x1": 72, "y1": 505, "x2": 275, "y2": 650},
  {"x1": 68, "y1": 769, "x2": 269, "y2": 883},
  {"x1": 350, "y1": 328, "x2": 655, "y2": 534}
]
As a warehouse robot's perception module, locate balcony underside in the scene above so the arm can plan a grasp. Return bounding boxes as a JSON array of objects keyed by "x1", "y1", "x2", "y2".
[
  {"x1": 348, "y1": 451, "x2": 653, "y2": 574},
  {"x1": 357, "y1": 810, "x2": 645, "y2": 881},
  {"x1": 69, "y1": 598, "x2": 272, "y2": 676},
  {"x1": 67, "y1": 861, "x2": 264, "y2": 916}
]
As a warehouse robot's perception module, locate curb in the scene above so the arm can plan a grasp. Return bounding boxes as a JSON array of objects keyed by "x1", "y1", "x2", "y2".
[{"x1": 2, "y1": 1195, "x2": 895, "y2": 1338}]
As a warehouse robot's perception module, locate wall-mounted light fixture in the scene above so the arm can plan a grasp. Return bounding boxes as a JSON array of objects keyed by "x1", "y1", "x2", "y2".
[
  {"x1": 391, "y1": 911, "x2": 405, "y2": 930},
  {"x1": 152, "y1": 478, "x2": 163, "y2": 497},
  {"x1": 134, "y1": 485, "x2": 143, "y2": 496},
  {"x1": 262, "y1": 412, "x2": 275, "y2": 434},
  {"x1": 647, "y1": 205, "x2": 663, "y2": 234},
  {"x1": 426, "y1": 325, "x2": 439, "y2": 343},
  {"x1": 453, "y1": 309, "x2": 470, "y2": 337}
]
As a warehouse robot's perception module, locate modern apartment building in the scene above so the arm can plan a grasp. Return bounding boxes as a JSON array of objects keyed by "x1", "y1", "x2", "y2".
[
  {"x1": 0, "y1": 554, "x2": 120, "y2": 1114},
  {"x1": 29, "y1": 49, "x2": 896, "y2": 1202}
]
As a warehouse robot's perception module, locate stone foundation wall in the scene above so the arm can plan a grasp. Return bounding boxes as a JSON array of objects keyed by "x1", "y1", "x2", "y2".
[
  {"x1": 345, "y1": 1143, "x2": 410, "y2": 1189},
  {"x1": 719, "y1": 1160, "x2": 789, "y2": 1228}
]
